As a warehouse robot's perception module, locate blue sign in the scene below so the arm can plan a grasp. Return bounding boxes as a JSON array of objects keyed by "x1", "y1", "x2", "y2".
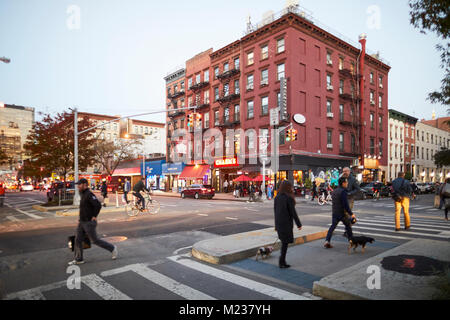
[
  {"x1": 162, "y1": 162, "x2": 185, "y2": 175},
  {"x1": 141, "y1": 160, "x2": 166, "y2": 177}
]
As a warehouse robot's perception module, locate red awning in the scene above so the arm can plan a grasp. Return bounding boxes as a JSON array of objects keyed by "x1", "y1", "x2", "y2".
[
  {"x1": 112, "y1": 167, "x2": 141, "y2": 177},
  {"x1": 179, "y1": 165, "x2": 210, "y2": 180}
]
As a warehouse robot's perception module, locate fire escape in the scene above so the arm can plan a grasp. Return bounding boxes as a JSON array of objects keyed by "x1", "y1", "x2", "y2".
[{"x1": 216, "y1": 67, "x2": 241, "y2": 129}]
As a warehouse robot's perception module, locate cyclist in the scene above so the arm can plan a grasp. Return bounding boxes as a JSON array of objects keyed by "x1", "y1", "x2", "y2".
[{"x1": 133, "y1": 177, "x2": 149, "y2": 211}]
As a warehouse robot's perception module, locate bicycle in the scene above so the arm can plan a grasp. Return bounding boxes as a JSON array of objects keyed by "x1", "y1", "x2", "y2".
[
  {"x1": 126, "y1": 191, "x2": 160, "y2": 217},
  {"x1": 372, "y1": 190, "x2": 380, "y2": 201},
  {"x1": 318, "y1": 191, "x2": 332, "y2": 206}
]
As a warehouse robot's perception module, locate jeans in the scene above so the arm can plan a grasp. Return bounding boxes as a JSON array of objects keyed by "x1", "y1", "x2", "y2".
[
  {"x1": 123, "y1": 191, "x2": 129, "y2": 204},
  {"x1": 326, "y1": 215, "x2": 354, "y2": 242},
  {"x1": 134, "y1": 192, "x2": 145, "y2": 210},
  {"x1": 439, "y1": 196, "x2": 445, "y2": 210},
  {"x1": 279, "y1": 242, "x2": 289, "y2": 266},
  {"x1": 74, "y1": 220, "x2": 114, "y2": 262},
  {"x1": 395, "y1": 197, "x2": 411, "y2": 229}
]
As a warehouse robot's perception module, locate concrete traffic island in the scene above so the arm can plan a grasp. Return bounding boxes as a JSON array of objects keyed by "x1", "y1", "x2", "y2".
[
  {"x1": 313, "y1": 239, "x2": 450, "y2": 300},
  {"x1": 192, "y1": 226, "x2": 328, "y2": 265}
]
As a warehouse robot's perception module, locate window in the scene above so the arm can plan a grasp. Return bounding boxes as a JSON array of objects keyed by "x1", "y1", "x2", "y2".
[
  {"x1": 234, "y1": 105, "x2": 240, "y2": 122},
  {"x1": 277, "y1": 92, "x2": 281, "y2": 108},
  {"x1": 327, "y1": 130, "x2": 332, "y2": 145},
  {"x1": 339, "y1": 133, "x2": 344, "y2": 151},
  {"x1": 223, "y1": 62, "x2": 229, "y2": 72},
  {"x1": 180, "y1": 99, "x2": 185, "y2": 107},
  {"x1": 204, "y1": 90, "x2": 210, "y2": 104},
  {"x1": 214, "y1": 87, "x2": 219, "y2": 101},
  {"x1": 224, "y1": 107, "x2": 230, "y2": 123},
  {"x1": 339, "y1": 104, "x2": 344, "y2": 121},
  {"x1": 379, "y1": 75, "x2": 383, "y2": 87},
  {"x1": 214, "y1": 67, "x2": 219, "y2": 79},
  {"x1": 277, "y1": 38, "x2": 285, "y2": 53},
  {"x1": 379, "y1": 116, "x2": 383, "y2": 130},
  {"x1": 326, "y1": 74, "x2": 332, "y2": 87},
  {"x1": 247, "y1": 52, "x2": 254, "y2": 65},
  {"x1": 326, "y1": 51, "x2": 332, "y2": 65},
  {"x1": 234, "y1": 79, "x2": 240, "y2": 94},
  {"x1": 247, "y1": 74, "x2": 254, "y2": 90},
  {"x1": 188, "y1": 78, "x2": 193, "y2": 89},
  {"x1": 379, "y1": 140, "x2": 383, "y2": 156},
  {"x1": 370, "y1": 91, "x2": 375, "y2": 103},
  {"x1": 261, "y1": 69, "x2": 269, "y2": 85},
  {"x1": 370, "y1": 138, "x2": 375, "y2": 155},
  {"x1": 338, "y1": 57, "x2": 344, "y2": 70},
  {"x1": 180, "y1": 81, "x2": 185, "y2": 90},
  {"x1": 214, "y1": 110, "x2": 220, "y2": 126},
  {"x1": 204, "y1": 70, "x2": 209, "y2": 82},
  {"x1": 277, "y1": 63, "x2": 285, "y2": 81},
  {"x1": 247, "y1": 100, "x2": 254, "y2": 119},
  {"x1": 339, "y1": 80, "x2": 344, "y2": 94},
  {"x1": 327, "y1": 100, "x2": 332, "y2": 113},
  {"x1": 195, "y1": 74, "x2": 201, "y2": 84},
  {"x1": 261, "y1": 45, "x2": 269, "y2": 60},
  {"x1": 174, "y1": 84, "x2": 178, "y2": 93},
  {"x1": 204, "y1": 112, "x2": 209, "y2": 129},
  {"x1": 144, "y1": 127, "x2": 148, "y2": 134},
  {"x1": 351, "y1": 134, "x2": 356, "y2": 152},
  {"x1": 370, "y1": 72, "x2": 374, "y2": 84},
  {"x1": 234, "y1": 57, "x2": 240, "y2": 70},
  {"x1": 223, "y1": 83, "x2": 229, "y2": 96},
  {"x1": 379, "y1": 95, "x2": 383, "y2": 108},
  {"x1": 261, "y1": 96, "x2": 269, "y2": 116},
  {"x1": 188, "y1": 97, "x2": 193, "y2": 107},
  {"x1": 370, "y1": 113, "x2": 374, "y2": 129}
]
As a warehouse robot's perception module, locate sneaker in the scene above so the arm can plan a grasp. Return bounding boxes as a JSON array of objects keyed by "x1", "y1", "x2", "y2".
[
  {"x1": 68, "y1": 260, "x2": 85, "y2": 266},
  {"x1": 324, "y1": 242, "x2": 333, "y2": 249},
  {"x1": 395, "y1": 228, "x2": 401, "y2": 232},
  {"x1": 112, "y1": 246, "x2": 118, "y2": 260}
]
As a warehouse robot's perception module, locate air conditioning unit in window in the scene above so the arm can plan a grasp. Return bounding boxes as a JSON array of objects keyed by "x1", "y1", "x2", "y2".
[
  {"x1": 327, "y1": 85, "x2": 334, "y2": 91},
  {"x1": 327, "y1": 60, "x2": 333, "y2": 66},
  {"x1": 379, "y1": 84, "x2": 383, "y2": 89},
  {"x1": 327, "y1": 144, "x2": 333, "y2": 149},
  {"x1": 327, "y1": 112, "x2": 334, "y2": 118},
  {"x1": 370, "y1": 100, "x2": 375, "y2": 105},
  {"x1": 261, "y1": 80, "x2": 269, "y2": 86},
  {"x1": 246, "y1": 85, "x2": 254, "y2": 91}
]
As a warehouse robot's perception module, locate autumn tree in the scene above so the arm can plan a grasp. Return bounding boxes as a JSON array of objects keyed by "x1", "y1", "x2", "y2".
[
  {"x1": 0, "y1": 148, "x2": 8, "y2": 165},
  {"x1": 434, "y1": 148, "x2": 450, "y2": 167},
  {"x1": 409, "y1": 0, "x2": 450, "y2": 107},
  {"x1": 24, "y1": 111, "x2": 96, "y2": 181},
  {"x1": 92, "y1": 138, "x2": 142, "y2": 177}
]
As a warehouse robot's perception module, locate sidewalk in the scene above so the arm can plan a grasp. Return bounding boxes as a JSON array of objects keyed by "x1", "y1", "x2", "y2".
[{"x1": 192, "y1": 226, "x2": 328, "y2": 264}]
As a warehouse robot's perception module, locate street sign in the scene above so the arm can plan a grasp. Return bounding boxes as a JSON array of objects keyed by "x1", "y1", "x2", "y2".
[
  {"x1": 293, "y1": 114, "x2": 306, "y2": 125},
  {"x1": 270, "y1": 108, "x2": 280, "y2": 126}
]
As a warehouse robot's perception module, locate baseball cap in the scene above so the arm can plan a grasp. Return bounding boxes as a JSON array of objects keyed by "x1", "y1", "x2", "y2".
[{"x1": 75, "y1": 178, "x2": 89, "y2": 185}]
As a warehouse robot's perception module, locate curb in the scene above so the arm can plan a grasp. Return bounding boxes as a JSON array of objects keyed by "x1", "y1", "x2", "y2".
[
  {"x1": 192, "y1": 227, "x2": 328, "y2": 265},
  {"x1": 32, "y1": 205, "x2": 79, "y2": 213},
  {"x1": 55, "y1": 206, "x2": 126, "y2": 217}
]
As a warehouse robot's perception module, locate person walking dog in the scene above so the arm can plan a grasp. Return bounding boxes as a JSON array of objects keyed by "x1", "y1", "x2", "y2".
[
  {"x1": 68, "y1": 179, "x2": 117, "y2": 266},
  {"x1": 274, "y1": 181, "x2": 302, "y2": 269},
  {"x1": 324, "y1": 177, "x2": 357, "y2": 249},
  {"x1": 392, "y1": 172, "x2": 413, "y2": 231}
]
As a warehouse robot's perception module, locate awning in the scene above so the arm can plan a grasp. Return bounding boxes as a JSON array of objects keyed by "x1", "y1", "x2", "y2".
[
  {"x1": 112, "y1": 167, "x2": 141, "y2": 177},
  {"x1": 142, "y1": 160, "x2": 165, "y2": 176},
  {"x1": 179, "y1": 165, "x2": 210, "y2": 180}
]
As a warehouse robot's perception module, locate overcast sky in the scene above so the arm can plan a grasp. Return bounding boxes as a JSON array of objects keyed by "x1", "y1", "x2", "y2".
[{"x1": 0, "y1": 0, "x2": 447, "y2": 123}]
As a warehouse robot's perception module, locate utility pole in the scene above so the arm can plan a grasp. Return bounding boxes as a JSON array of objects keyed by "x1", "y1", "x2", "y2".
[{"x1": 73, "y1": 108, "x2": 80, "y2": 205}]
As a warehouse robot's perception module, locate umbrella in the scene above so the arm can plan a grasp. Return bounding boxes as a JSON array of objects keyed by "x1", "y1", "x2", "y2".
[
  {"x1": 234, "y1": 175, "x2": 253, "y2": 182},
  {"x1": 253, "y1": 175, "x2": 269, "y2": 182}
]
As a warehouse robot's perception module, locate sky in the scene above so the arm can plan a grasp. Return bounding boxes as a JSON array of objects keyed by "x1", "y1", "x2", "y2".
[{"x1": 0, "y1": 0, "x2": 447, "y2": 124}]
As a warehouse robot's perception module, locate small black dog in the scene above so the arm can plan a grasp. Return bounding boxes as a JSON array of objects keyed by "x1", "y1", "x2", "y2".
[{"x1": 343, "y1": 232, "x2": 375, "y2": 254}]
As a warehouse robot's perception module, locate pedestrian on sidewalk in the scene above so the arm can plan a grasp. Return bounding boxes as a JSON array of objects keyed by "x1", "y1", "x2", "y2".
[
  {"x1": 223, "y1": 180, "x2": 229, "y2": 193},
  {"x1": 0, "y1": 183, "x2": 5, "y2": 207},
  {"x1": 234, "y1": 184, "x2": 240, "y2": 198},
  {"x1": 100, "y1": 179, "x2": 108, "y2": 207},
  {"x1": 267, "y1": 184, "x2": 273, "y2": 200},
  {"x1": 311, "y1": 181, "x2": 318, "y2": 202},
  {"x1": 68, "y1": 179, "x2": 118, "y2": 266},
  {"x1": 341, "y1": 167, "x2": 360, "y2": 210},
  {"x1": 324, "y1": 177, "x2": 356, "y2": 249},
  {"x1": 274, "y1": 181, "x2": 302, "y2": 269},
  {"x1": 123, "y1": 178, "x2": 131, "y2": 204},
  {"x1": 440, "y1": 178, "x2": 450, "y2": 221},
  {"x1": 392, "y1": 172, "x2": 413, "y2": 231}
]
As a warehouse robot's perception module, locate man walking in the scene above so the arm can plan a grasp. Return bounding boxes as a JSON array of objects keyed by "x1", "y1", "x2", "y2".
[
  {"x1": 69, "y1": 179, "x2": 117, "y2": 265},
  {"x1": 392, "y1": 172, "x2": 413, "y2": 231},
  {"x1": 100, "y1": 179, "x2": 108, "y2": 207},
  {"x1": 123, "y1": 178, "x2": 131, "y2": 204},
  {"x1": 223, "y1": 180, "x2": 229, "y2": 193},
  {"x1": 341, "y1": 167, "x2": 360, "y2": 210},
  {"x1": 324, "y1": 177, "x2": 357, "y2": 249}
]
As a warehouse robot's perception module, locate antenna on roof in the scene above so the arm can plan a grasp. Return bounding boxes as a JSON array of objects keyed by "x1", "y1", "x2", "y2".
[
  {"x1": 246, "y1": 14, "x2": 254, "y2": 34},
  {"x1": 285, "y1": 0, "x2": 299, "y2": 13},
  {"x1": 261, "y1": 10, "x2": 275, "y2": 26}
]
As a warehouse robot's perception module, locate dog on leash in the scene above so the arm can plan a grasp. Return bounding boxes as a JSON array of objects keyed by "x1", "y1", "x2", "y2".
[
  {"x1": 343, "y1": 232, "x2": 375, "y2": 254},
  {"x1": 255, "y1": 246, "x2": 274, "y2": 261}
]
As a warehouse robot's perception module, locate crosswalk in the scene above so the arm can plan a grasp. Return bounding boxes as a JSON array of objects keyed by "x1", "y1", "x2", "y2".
[
  {"x1": 1, "y1": 196, "x2": 55, "y2": 222},
  {"x1": 331, "y1": 214, "x2": 450, "y2": 241},
  {"x1": 3, "y1": 254, "x2": 314, "y2": 300}
]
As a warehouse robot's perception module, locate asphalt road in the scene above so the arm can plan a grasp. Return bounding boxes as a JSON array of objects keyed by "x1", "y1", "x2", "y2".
[{"x1": 0, "y1": 191, "x2": 447, "y2": 300}]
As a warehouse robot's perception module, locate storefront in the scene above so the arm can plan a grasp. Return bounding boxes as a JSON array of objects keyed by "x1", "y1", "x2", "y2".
[
  {"x1": 142, "y1": 160, "x2": 166, "y2": 190},
  {"x1": 112, "y1": 166, "x2": 142, "y2": 188},
  {"x1": 179, "y1": 164, "x2": 211, "y2": 187},
  {"x1": 162, "y1": 162, "x2": 185, "y2": 193},
  {"x1": 80, "y1": 174, "x2": 103, "y2": 188},
  {"x1": 213, "y1": 157, "x2": 241, "y2": 192}
]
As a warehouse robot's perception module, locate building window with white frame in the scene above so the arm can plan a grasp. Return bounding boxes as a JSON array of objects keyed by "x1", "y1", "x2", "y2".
[
  {"x1": 277, "y1": 38, "x2": 285, "y2": 53},
  {"x1": 247, "y1": 100, "x2": 254, "y2": 119},
  {"x1": 247, "y1": 74, "x2": 254, "y2": 90},
  {"x1": 261, "y1": 96, "x2": 269, "y2": 116},
  {"x1": 261, "y1": 69, "x2": 269, "y2": 85},
  {"x1": 261, "y1": 45, "x2": 269, "y2": 60},
  {"x1": 247, "y1": 52, "x2": 254, "y2": 65},
  {"x1": 204, "y1": 70, "x2": 209, "y2": 82},
  {"x1": 277, "y1": 63, "x2": 285, "y2": 80}
]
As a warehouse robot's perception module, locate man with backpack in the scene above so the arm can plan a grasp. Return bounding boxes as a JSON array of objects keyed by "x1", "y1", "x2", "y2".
[
  {"x1": 392, "y1": 172, "x2": 413, "y2": 232},
  {"x1": 68, "y1": 179, "x2": 118, "y2": 266}
]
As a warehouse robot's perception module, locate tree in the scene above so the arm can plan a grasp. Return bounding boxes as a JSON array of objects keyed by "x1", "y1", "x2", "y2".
[
  {"x1": 92, "y1": 138, "x2": 142, "y2": 177},
  {"x1": 24, "y1": 111, "x2": 96, "y2": 181},
  {"x1": 434, "y1": 148, "x2": 450, "y2": 167},
  {"x1": 0, "y1": 148, "x2": 8, "y2": 165},
  {"x1": 409, "y1": 0, "x2": 450, "y2": 107}
]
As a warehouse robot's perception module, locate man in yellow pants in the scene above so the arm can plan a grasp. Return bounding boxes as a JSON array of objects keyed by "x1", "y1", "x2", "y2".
[{"x1": 392, "y1": 172, "x2": 413, "y2": 232}]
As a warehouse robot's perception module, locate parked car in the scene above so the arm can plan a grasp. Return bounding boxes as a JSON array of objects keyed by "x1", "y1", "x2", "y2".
[
  {"x1": 425, "y1": 183, "x2": 436, "y2": 194},
  {"x1": 415, "y1": 183, "x2": 428, "y2": 194},
  {"x1": 20, "y1": 182, "x2": 34, "y2": 192},
  {"x1": 181, "y1": 185, "x2": 215, "y2": 200},
  {"x1": 46, "y1": 182, "x2": 75, "y2": 202}
]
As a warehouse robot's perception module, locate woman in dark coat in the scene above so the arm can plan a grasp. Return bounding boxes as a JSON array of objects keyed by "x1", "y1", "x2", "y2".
[{"x1": 274, "y1": 181, "x2": 302, "y2": 269}]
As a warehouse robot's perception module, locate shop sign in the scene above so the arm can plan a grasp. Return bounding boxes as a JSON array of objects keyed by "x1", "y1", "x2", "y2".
[{"x1": 214, "y1": 157, "x2": 239, "y2": 168}]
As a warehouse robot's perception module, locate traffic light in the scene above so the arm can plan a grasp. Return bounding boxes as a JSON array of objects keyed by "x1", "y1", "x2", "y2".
[
  {"x1": 291, "y1": 129, "x2": 298, "y2": 141},
  {"x1": 195, "y1": 113, "x2": 202, "y2": 127},
  {"x1": 187, "y1": 113, "x2": 194, "y2": 127}
]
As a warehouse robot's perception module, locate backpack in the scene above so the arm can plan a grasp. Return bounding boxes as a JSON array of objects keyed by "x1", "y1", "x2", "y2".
[{"x1": 442, "y1": 183, "x2": 450, "y2": 198}]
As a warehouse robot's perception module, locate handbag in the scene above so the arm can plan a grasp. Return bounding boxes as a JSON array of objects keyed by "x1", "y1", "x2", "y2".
[
  {"x1": 442, "y1": 183, "x2": 450, "y2": 198},
  {"x1": 68, "y1": 235, "x2": 91, "y2": 252}
]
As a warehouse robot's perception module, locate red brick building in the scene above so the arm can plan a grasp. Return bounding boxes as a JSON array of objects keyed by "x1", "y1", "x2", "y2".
[{"x1": 165, "y1": 8, "x2": 391, "y2": 189}]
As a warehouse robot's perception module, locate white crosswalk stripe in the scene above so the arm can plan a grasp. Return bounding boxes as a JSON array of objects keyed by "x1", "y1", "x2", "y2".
[{"x1": 4, "y1": 257, "x2": 313, "y2": 300}]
